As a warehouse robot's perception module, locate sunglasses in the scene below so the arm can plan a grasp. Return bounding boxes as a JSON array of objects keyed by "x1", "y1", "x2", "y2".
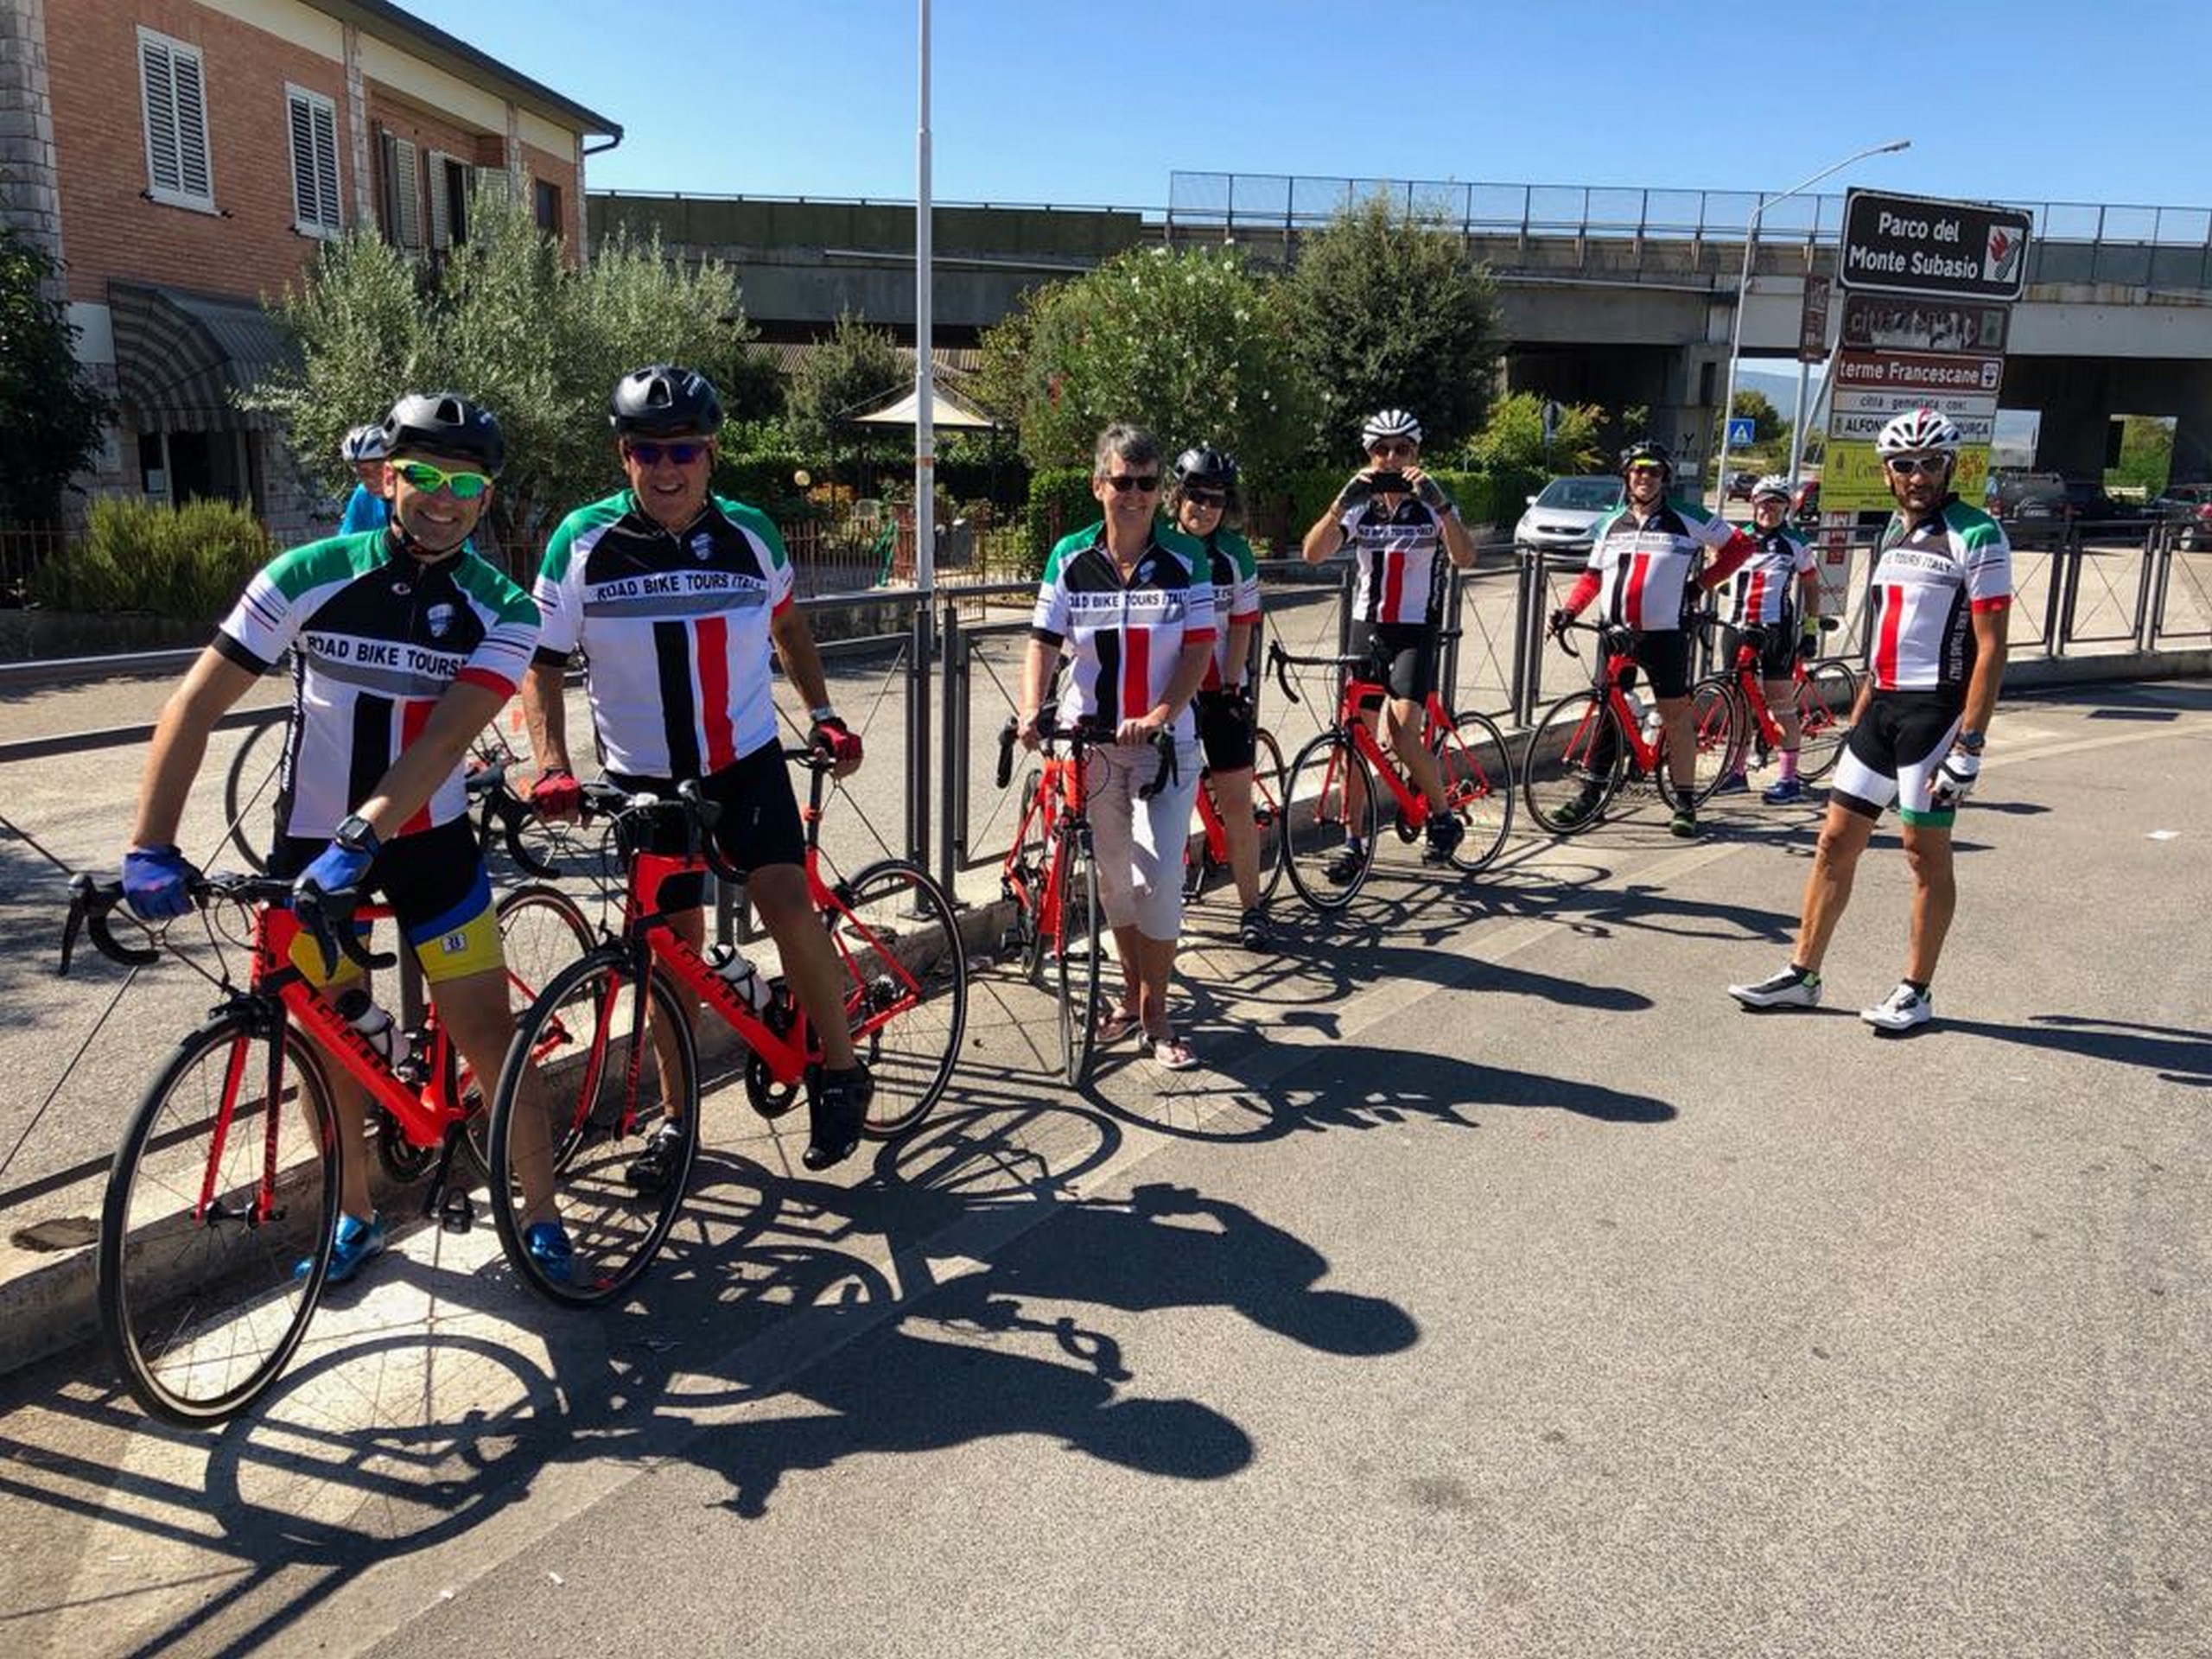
[
  {"x1": 394, "y1": 461, "x2": 492, "y2": 500},
  {"x1": 1885, "y1": 455, "x2": 1949, "y2": 476},
  {"x1": 1625, "y1": 463, "x2": 1667, "y2": 476},
  {"x1": 1183, "y1": 489, "x2": 1226, "y2": 507},
  {"x1": 1369, "y1": 442, "x2": 1416, "y2": 460},
  {"x1": 1103, "y1": 474, "x2": 1160, "y2": 493},
  {"x1": 626, "y1": 440, "x2": 710, "y2": 467}
]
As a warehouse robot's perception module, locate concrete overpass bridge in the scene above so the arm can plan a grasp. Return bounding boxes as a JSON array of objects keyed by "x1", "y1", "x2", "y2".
[{"x1": 587, "y1": 173, "x2": 2212, "y2": 482}]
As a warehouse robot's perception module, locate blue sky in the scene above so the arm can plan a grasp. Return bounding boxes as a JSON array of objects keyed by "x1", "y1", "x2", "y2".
[{"x1": 406, "y1": 0, "x2": 2212, "y2": 217}]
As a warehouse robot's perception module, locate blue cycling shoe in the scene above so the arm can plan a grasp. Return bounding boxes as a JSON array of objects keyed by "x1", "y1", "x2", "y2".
[
  {"x1": 522, "y1": 1220, "x2": 574, "y2": 1286},
  {"x1": 1712, "y1": 770, "x2": 1749, "y2": 795},
  {"x1": 296, "y1": 1209, "x2": 385, "y2": 1284},
  {"x1": 1762, "y1": 778, "x2": 1808, "y2": 804}
]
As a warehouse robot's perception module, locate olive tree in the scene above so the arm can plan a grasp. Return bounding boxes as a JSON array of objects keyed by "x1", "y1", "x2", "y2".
[{"x1": 0, "y1": 226, "x2": 113, "y2": 524}]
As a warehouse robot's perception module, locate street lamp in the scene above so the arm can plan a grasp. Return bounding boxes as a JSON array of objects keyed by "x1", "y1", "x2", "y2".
[{"x1": 1713, "y1": 138, "x2": 1910, "y2": 505}]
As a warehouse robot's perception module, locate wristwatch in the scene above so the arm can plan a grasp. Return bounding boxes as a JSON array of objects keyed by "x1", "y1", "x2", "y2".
[
  {"x1": 333, "y1": 813, "x2": 381, "y2": 856},
  {"x1": 1956, "y1": 729, "x2": 1986, "y2": 753},
  {"x1": 808, "y1": 704, "x2": 836, "y2": 723}
]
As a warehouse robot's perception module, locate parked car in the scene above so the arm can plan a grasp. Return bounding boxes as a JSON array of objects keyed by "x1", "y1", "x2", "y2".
[
  {"x1": 1988, "y1": 469, "x2": 2067, "y2": 521},
  {"x1": 2152, "y1": 483, "x2": 2212, "y2": 550},
  {"x1": 1790, "y1": 478, "x2": 1820, "y2": 524},
  {"x1": 1513, "y1": 474, "x2": 1622, "y2": 559},
  {"x1": 1722, "y1": 470, "x2": 1760, "y2": 503}
]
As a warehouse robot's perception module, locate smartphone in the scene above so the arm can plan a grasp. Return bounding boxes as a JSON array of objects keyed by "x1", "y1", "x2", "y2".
[{"x1": 1364, "y1": 471, "x2": 1408, "y2": 493}]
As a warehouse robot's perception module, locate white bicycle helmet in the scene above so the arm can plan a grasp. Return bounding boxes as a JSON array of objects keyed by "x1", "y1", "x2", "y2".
[
  {"x1": 1874, "y1": 407, "x2": 1961, "y2": 457},
  {"x1": 1361, "y1": 408, "x2": 1422, "y2": 447},
  {"x1": 340, "y1": 423, "x2": 388, "y2": 464},
  {"x1": 1751, "y1": 474, "x2": 1792, "y2": 501}
]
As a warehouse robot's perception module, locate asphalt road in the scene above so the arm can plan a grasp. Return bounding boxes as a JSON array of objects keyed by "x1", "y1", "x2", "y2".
[{"x1": 0, "y1": 678, "x2": 2204, "y2": 1657}]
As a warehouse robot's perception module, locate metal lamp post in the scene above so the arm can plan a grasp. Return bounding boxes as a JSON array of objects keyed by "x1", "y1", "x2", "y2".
[{"x1": 1713, "y1": 138, "x2": 1910, "y2": 506}]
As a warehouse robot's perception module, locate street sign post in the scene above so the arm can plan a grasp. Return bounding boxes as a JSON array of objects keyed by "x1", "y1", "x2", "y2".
[{"x1": 1726, "y1": 416, "x2": 1758, "y2": 449}]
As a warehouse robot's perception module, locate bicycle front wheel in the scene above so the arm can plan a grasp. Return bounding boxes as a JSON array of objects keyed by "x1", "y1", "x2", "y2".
[
  {"x1": 1797, "y1": 659, "x2": 1859, "y2": 780},
  {"x1": 1282, "y1": 730, "x2": 1376, "y2": 911},
  {"x1": 1432, "y1": 711, "x2": 1516, "y2": 872},
  {"x1": 1251, "y1": 728, "x2": 1288, "y2": 904},
  {"x1": 99, "y1": 1014, "x2": 340, "y2": 1427},
  {"x1": 220, "y1": 715, "x2": 287, "y2": 874},
  {"x1": 488, "y1": 950, "x2": 697, "y2": 1307},
  {"x1": 1055, "y1": 835, "x2": 1104, "y2": 1085},
  {"x1": 1522, "y1": 692, "x2": 1627, "y2": 836},
  {"x1": 830, "y1": 859, "x2": 969, "y2": 1140},
  {"x1": 1659, "y1": 677, "x2": 1745, "y2": 811}
]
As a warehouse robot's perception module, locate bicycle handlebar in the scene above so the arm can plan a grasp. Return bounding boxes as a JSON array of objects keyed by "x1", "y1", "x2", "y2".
[
  {"x1": 59, "y1": 869, "x2": 395, "y2": 977},
  {"x1": 467, "y1": 764, "x2": 563, "y2": 880}
]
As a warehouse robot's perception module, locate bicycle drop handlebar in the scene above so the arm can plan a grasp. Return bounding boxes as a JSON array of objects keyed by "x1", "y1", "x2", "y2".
[
  {"x1": 994, "y1": 711, "x2": 1175, "y2": 798},
  {"x1": 59, "y1": 869, "x2": 394, "y2": 978}
]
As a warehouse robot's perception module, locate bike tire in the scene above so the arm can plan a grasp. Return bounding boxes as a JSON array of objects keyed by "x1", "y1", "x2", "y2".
[
  {"x1": 1522, "y1": 692, "x2": 1629, "y2": 836},
  {"x1": 458, "y1": 884, "x2": 596, "y2": 1179},
  {"x1": 220, "y1": 716, "x2": 287, "y2": 874},
  {"x1": 1661, "y1": 677, "x2": 1744, "y2": 812},
  {"x1": 831, "y1": 858, "x2": 969, "y2": 1141},
  {"x1": 1281, "y1": 729, "x2": 1376, "y2": 912},
  {"x1": 487, "y1": 949, "x2": 698, "y2": 1307},
  {"x1": 1055, "y1": 833, "x2": 1103, "y2": 1085},
  {"x1": 1251, "y1": 727, "x2": 1288, "y2": 905},
  {"x1": 99, "y1": 1013, "x2": 340, "y2": 1427},
  {"x1": 1432, "y1": 710, "x2": 1516, "y2": 873},
  {"x1": 1010, "y1": 766, "x2": 1052, "y2": 988},
  {"x1": 1798, "y1": 659, "x2": 1859, "y2": 781}
]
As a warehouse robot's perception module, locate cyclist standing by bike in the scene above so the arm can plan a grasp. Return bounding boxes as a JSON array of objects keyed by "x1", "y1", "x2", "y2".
[
  {"x1": 121, "y1": 391, "x2": 571, "y2": 1283},
  {"x1": 1715, "y1": 474, "x2": 1821, "y2": 804},
  {"x1": 521, "y1": 364, "x2": 874, "y2": 1175},
  {"x1": 1300, "y1": 408, "x2": 1475, "y2": 875},
  {"x1": 1728, "y1": 408, "x2": 2011, "y2": 1033},
  {"x1": 1171, "y1": 444, "x2": 1271, "y2": 950},
  {"x1": 1020, "y1": 423, "x2": 1214, "y2": 1070},
  {"x1": 1548, "y1": 438, "x2": 1757, "y2": 837}
]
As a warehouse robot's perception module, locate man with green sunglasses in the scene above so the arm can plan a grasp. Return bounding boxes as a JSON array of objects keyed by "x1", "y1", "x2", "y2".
[{"x1": 121, "y1": 391, "x2": 575, "y2": 1287}]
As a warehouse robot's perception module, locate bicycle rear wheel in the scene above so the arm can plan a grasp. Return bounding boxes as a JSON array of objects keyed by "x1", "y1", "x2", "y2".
[
  {"x1": 99, "y1": 1014, "x2": 340, "y2": 1427},
  {"x1": 1281, "y1": 730, "x2": 1376, "y2": 911},
  {"x1": 487, "y1": 950, "x2": 697, "y2": 1307},
  {"x1": 1432, "y1": 711, "x2": 1516, "y2": 872},
  {"x1": 1055, "y1": 834, "x2": 1104, "y2": 1084},
  {"x1": 461, "y1": 884, "x2": 595, "y2": 1179},
  {"x1": 1660, "y1": 677, "x2": 1745, "y2": 811},
  {"x1": 220, "y1": 716, "x2": 287, "y2": 874},
  {"x1": 1251, "y1": 728, "x2": 1288, "y2": 904},
  {"x1": 830, "y1": 859, "x2": 969, "y2": 1140},
  {"x1": 1522, "y1": 692, "x2": 1627, "y2": 836},
  {"x1": 1796, "y1": 659, "x2": 1859, "y2": 780}
]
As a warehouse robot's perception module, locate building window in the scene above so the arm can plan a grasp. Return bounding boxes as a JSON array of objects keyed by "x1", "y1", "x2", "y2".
[
  {"x1": 428, "y1": 152, "x2": 469, "y2": 250},
  {"x1": 378, "y1": 130, "x2": 423, "y2": 250},
  {"x1": 137, "y1": 28, "x2": 213, "y2": 211},
  {"x1": 533, "y1": 178, "x2": 562, "y2": 235},
  {"x1": 286, "y1": 87, "x2": 342, "y2": 236}
]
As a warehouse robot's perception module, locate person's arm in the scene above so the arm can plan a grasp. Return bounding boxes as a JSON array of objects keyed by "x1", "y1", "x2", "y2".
[
  {"x1": 1439, "y1": 505, "x2": 1477, "y2": 569},
  {"x1": 1126, "y1": 634, "x2": 1214, "y2": 746},
  {"x1": 346, "y1": 679, "x2": 514, "y2": 840},
  {"x1": 520, "y1": 660, "x2": 572, "y2": 774},
  {"x1": 1018, "y1": 637, "x2": 1058, "y2": 748},
  {"x1": 1697, "y1": 526, "x2": 1760, "y2": 592},
  {"x1": 768, "y1": 601, "x2": 835, "y2": 716},
  {"x1": 1302, "y1": 474, "x2": 1372, "y2": 563},
  {"x1": 1956, "y1": 605, "x2": 2009, "y2": 741},
  {"x1": 130, "y1": 647, "x2": 260, "y2": 849},
  {"x1": 1221, "y1": 619, "x2": 1254, "y2": 690}
]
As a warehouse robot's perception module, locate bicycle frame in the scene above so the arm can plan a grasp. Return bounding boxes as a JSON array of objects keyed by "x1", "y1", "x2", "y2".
[{"x1": 1573, "y1": 628, "x2": 1673, "y2": 778}]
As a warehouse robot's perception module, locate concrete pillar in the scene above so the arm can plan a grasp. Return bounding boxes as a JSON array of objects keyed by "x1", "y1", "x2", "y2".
[
  {"x1": 0, "y1": 0, "x2": 65, "y2": 278},
  {"x1": 2170, "y1": 365, "x2": 2212, "y2": 485}
]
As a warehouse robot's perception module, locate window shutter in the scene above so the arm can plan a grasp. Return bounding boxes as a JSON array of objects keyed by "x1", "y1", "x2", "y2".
[
  {"x1": 141, "y1": 38, "x2": 181, "y2": 196},
  {"x1": 393, "y1": 137, "x2": 421, "y2": 248},
  {"x1": 288, "y1": 92, "x2": 341, "y2": 232},
  {"x1": 311, "y1": 101, "x2": 340, "y2": 228},
  {"x1": 288, "y1": 94, "x2": 316, "y2": 224},
  {"x1": 427, "y1": 149, "x2": 450, "y2": 249},
  {"x1": 171, "y1": 49, "x2": 210, "y2": 200}
]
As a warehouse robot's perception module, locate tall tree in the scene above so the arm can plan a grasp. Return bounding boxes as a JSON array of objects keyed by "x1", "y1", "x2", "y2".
[
  {"x1": 0, "y1": 226, "x2": 112, "y2": 524},
  {"x1": 1281, "y1": 195, "x2": 1503, "y2": 458},
  {"x1": 785, "y1": 309, "x2": 905, "y2": 456}
]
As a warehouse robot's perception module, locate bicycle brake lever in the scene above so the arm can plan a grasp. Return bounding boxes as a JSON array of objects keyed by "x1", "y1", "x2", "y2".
[{"x1": 995, "y1": 716, "x2": 1017, "y2": 791}]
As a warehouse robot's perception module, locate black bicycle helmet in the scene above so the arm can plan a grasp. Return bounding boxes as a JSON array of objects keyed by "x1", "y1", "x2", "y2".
[
  {"x1": 1173, "y1": 445, "x2": 1239, "y2": 489},
  {"x1": 609, "y1": 364, "x2": 725, "y2": 438},
  {"x1": 379, "y1": 391, "x2": 506, "y2": 474},
  {"x1": 1619, "y1": 437, "x2": 1674, "y2": 476}
]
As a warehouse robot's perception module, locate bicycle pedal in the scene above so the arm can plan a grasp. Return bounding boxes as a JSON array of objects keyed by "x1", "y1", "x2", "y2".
[{"x1": 439, "y1": 1190, "x2": 475, "y2": 1234}]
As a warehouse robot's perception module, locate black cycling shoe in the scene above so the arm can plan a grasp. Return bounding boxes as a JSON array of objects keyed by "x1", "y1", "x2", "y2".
[
  {"x1": 803, "y1": 1063, "x2": 873, "y2": 1171},
  {"x1": 1323, "y1": 847, "x2": 1364, "y2": 886},
  {"x1": 624, "y1": 1120, "x2": 686, "y2": 1193},
  {"x1": 1237, "y1": 906, "x2": 1272, "y2": 950},
  {"x1": 1554, "y1": 788, "x2": 1601, "y2": 830},
  {"x1": 1422, "y1": 812, "x2": 1465, "y2": 863}
]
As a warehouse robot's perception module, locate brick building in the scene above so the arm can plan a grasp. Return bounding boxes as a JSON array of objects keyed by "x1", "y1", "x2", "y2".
[{"x1": 0, "y1": 0, "x2": 619, "y2": 537}]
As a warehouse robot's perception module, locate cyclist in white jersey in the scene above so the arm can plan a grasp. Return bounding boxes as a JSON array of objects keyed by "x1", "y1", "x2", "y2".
[
  {"x1": 1730, "y1": 408, "x2": 2012, "y2": 1033},
  {"x1": 523, "y1": 365, "x2": 873, "y2": 1173},
  {"x1": 1549, "y1": 438, "x2": 1758, "y2": 836},
  {"x1": 1713, "y1": 474, "x2": 1821, "y2": 804},
  {"x1": 1020, "y1": 423, "x2": 1215, "y2": 1070},
  {"x1": 1300, "y1": 408, "x2": 1476, "y2": 874}
]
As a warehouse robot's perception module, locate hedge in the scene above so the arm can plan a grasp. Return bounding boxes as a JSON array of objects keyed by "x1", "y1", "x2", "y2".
[{"x1": 33, "y1": 498, "x2": 272, "y2": 622}]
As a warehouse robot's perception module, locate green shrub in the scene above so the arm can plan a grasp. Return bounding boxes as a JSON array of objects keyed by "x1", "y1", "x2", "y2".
[
  {"x1": 1021, "y1": 467, "x2": 1098, "y2": 581},
  {"x1": 34, "y1": 497, "x2": 272, "y2": 622}
]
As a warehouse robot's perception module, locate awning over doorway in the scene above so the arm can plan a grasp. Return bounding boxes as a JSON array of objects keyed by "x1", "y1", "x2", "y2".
[{"x1": 108, "y1": 283, "x2": 299, "y2": 433}]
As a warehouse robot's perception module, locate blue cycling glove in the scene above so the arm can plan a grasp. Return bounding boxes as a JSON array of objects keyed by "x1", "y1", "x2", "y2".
[
  {"x1": 296, "y1": 839, "x2": 372, "y2": 899},
  {"x1": 122, "y1": 844, "x2": 199, "y2": 920}
]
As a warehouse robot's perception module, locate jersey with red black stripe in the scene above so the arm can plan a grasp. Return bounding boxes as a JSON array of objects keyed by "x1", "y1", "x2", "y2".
[
  {"x1": 1725, "y1": 521, "x2": 1816, "y2": 627},
  {"x1": 1867, "y1": 497, "x2": 2012, "y2": 692},
  {"x1": 533, "y1": 491, "x2": 795, "y2": 778},
  {"x1": 1199, "y1": 527, "x2": 1261, "y2": 690},
  {"x1": 213, "y1": 530, "x2": 538, "y2": 842},
  {"x1": 1583, "y1": 498, "x2": 1739, "y2": 633},
  {"x1": 1338, "y1": 495, "x2": 1452, "y2": 626},
  {"x1": 1032, "y1": 523, "x2": 1216, "y2": 741}
]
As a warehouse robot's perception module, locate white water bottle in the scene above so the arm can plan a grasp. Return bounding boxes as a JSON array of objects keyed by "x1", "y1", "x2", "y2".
[
  {"x1": 705, "y1": 944, "x2": 773, "y2": 1014},
  {"x1": 334, "y1": 986, "x2": 399, "y2": 1066},
  {"x1": 1643, "y1": 707, "x2": 1665, "y2": 747},
  {"x1": 1623, "y1": 689, "x2": 1650, "y2": 736}
]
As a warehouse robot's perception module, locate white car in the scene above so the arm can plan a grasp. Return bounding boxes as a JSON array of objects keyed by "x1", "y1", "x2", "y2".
[{"x1": 1514, "y1": 474, "x2": 1622, "y2": 560}]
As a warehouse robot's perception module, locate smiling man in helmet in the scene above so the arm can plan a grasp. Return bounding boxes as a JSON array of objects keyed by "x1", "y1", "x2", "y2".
[{"x1": 1729, "y1": 407, "x2": 2012, "y2": 1033}]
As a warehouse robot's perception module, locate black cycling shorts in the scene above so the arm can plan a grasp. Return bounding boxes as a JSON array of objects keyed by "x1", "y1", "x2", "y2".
[
  {"x1": 1722, "y1": 622, "x2": 1797, "y2": 681},
  {"x1": 1834, "y1": 690, "x2": 1965, "y2": 823},
  {"x1": 1621, "y1": 629, "x2": 1693, "y2": 701},
  {"x1": 1194, "y1": 688, "x2": 1258, "y2": 772},
  {"x1": 1347, "y1": 620, "x2": 1437, "y2": 705},
  {"x1": 270, "y1": 816, "x2": 500, "y2": 984},
  {"x1": 606, "y1": 739, "x2": 805, "y2": 909}
]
